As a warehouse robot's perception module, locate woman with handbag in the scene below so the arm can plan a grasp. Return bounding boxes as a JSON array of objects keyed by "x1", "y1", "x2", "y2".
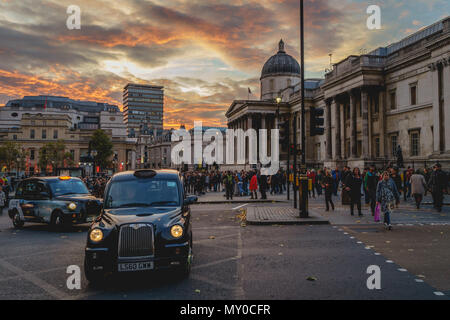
[{"x1": 376, "y1": 171, "x2": 400, "y2": 230}]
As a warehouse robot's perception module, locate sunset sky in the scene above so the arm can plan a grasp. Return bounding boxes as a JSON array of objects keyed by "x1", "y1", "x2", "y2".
[{"x1": 0, "y1": 0, "x2": 448, "y2": 128}]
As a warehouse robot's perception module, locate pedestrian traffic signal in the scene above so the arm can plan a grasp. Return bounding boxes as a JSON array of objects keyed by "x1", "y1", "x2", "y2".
[
  {"x1": 279, "y1": 120, "x2": 290, "y2": 151},
  {"x1": 310, "y1": 107, "x2": 325, "y2": 136}
]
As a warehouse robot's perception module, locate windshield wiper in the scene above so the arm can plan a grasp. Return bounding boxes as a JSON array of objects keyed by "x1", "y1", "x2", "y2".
[
  {"x1": 117, "y1": 203, "x2": 152, "y2": 208},
  {"x1": 149, "y1": 201, "x2": 178, "y2": 206}
]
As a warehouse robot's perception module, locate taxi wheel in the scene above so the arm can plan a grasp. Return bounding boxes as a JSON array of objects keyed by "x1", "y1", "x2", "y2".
[
  {"x1": 12, "y1": 212, "x2": 24, "y2": 229},
  {"x1": 51, "y1": 211, "x2": 68, "y2": 231},
  {"x1": 176, "y1": 238, "x2": 192, "y2": 279}
]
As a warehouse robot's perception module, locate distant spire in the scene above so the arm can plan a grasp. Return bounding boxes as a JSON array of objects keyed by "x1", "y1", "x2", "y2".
[{"x1": 278, "y1": 39, "x2": 285, "y2": 53}]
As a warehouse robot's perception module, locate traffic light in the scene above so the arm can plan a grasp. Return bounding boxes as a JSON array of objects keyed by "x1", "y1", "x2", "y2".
[
  {"x1": 279, "y1": 120, "x2": 290, "y2": 151},
  {"x1": 289, "y1": 144, "x2": 295, "y2": 155},
  {"x1": 310, "y1": 107, "x2": 325, "y2": 136}
]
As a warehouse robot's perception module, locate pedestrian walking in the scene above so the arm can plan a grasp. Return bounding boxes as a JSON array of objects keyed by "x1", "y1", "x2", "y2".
[
  {"x1": 410, "y1": 169, "x2": 427, "y2": 209},
  {"x1": 427, "y1": 163, "x2": 448, "y2": 212},
  {"x1": 322, "y1": 170, "x2": 334, "y2": 211},
  {"x1": 223, "y1": 171, "x2": 234, "y2": 200},
  {"x1": 364, "y1": 165, "x2": 378, "y2": 216},
  {"x1": 345, "y1": 168, "x2": 363, "y2": 216},
  {"x1": 376, "y1": 171, "x2": 400, "y2": 230},
  {"x1": 249, "y1": 171, "x2": 258, "y2": 199},
  {"x1": 0, "y1": 186, "x2": 5, "y2": 215}
]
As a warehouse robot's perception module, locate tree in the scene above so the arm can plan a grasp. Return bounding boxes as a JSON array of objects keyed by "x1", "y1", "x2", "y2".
[
  {"x1": 89, "y1": 129, "x2": 113, "y2": 170},
  {"x1": 38, "y1": 140, "x2": 66, "y2": 170},
  {"x1": 0, "y1": 141, "x2": 22, "y2": 171}
]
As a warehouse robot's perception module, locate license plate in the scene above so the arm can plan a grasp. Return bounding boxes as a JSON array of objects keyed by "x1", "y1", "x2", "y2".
[{"x1": 118, "y1": 261, "x2": 154, "y2": 272}]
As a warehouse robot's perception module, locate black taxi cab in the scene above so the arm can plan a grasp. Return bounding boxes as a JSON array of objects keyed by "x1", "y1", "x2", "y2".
[
  {"x1": 84, "y1": 169, "x2": 197, "y2": 283},
  {"x1": 8, "y1": 176, "x2": 102, "y2": 229}
]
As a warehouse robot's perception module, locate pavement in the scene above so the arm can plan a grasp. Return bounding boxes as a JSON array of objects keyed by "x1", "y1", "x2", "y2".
[{"x1": 246, "y1": 206, "x2": 329, "y2": 225}]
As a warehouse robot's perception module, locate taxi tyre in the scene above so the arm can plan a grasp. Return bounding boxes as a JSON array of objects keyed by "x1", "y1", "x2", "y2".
[
  {"x1": 12, "y1": 210, "x2": 24, "y2": 229},
  {"x1": 175, "y1": 235, "x2": 193, "y2": 279},
  {"x1": 51, "y1": 210, "x2": 70, "y2": 231}
]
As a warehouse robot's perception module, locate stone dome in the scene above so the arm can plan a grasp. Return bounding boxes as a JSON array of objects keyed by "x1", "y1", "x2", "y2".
[{"x1": 261, "y1": 39, "x2": 301, "y2": 79}]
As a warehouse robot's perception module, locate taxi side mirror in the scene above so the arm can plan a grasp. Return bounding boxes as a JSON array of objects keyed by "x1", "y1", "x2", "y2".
[{"x1": 184, "y1": 195, "x2": 198, "y2": 205}]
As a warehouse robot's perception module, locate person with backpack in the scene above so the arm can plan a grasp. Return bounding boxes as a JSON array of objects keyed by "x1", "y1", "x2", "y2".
[{"x1": 223, "y1": 171, "x2": 235, "y2": 200}]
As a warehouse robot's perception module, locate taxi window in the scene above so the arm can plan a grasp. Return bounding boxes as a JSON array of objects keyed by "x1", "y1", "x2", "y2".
[{"x1": 105, "y1": 179, "x2": 180, "y2": 210}]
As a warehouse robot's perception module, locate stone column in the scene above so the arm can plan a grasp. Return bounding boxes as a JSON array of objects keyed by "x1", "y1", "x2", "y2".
[
  {"x1": 350, "y1": 91, "x2": 357, "y2": 158},
  {"x1": 443, "y1": 62, "x2": 450, "y2": 152},
  {"x1": 334, "y1": 98, "x2": 341, "y2": 160},
  {"x1": 379, "y1": 89, "x2": 386, "y2": 157},
  {"x1": 326, "y1": 99, "x2": 333, "y2": 160},
  {"x1": 361, "y1": 88, "x2": 369, "y2": 159},
  {"x1": 430, "y1": 63, "x2": 441, "y2": 153},
  {"x1": 261, "y1": 114, "x2": 266, "y2": 129}
]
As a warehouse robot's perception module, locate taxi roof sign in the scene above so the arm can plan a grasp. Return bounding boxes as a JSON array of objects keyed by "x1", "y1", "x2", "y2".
[{"x1": 59, "y1": 176, "x2": 71, "y2": 180}]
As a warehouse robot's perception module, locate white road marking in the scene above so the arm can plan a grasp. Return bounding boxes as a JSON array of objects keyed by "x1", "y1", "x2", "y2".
[
  {"x1": 0, "y1": 257, "x2": 72, "y2": 300},
  {"x1": 434, "y1": 291, "x2": 445, "y2": 296},
  {"x1": 386, "y1": 260, "x2": 394, "y2": 263},
  {"x1": 398, "y1": 268, "x2": 407, "y2": 272},
  {"x1": 374, "y1": 253, "x2": 380, "y2": 255},
  {"x1": 232, "y1": 203, "x2": 249, "y2": 210},
  {"x1": 357, "y1": 241, "x2": 362, "y2": 244},
  {"x1": 414, "y1": 279, "x2": 424, "y2": 283}
]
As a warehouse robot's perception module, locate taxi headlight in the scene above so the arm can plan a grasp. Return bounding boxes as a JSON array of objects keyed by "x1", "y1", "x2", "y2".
[
  {"x1": 170, "y1": 225, "x2": 183, "y2": 238},
  {"x1": 67, "y1": 202, "x2": 77, "y2": 211},
  {"x1": 89, "y1": 229, "x2": 104, "y2": 242}
]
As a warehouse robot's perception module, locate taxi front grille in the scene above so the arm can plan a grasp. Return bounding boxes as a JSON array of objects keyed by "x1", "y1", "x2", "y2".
[{"x1": 118, "y1": 224, "x2": 154, "y2": 258}]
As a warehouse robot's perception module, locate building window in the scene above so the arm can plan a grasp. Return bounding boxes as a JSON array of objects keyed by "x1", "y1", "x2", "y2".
[
  {"x1": 316, "y1": 143, "x2": 321, "y2": 160},
  {"x1": 410, "y1": 131, "x2": 420, "y2": 156},
  {"x1": 389, "y1": 89, "x2": 396, "y2": 110},
  {"x1": 13, "y1": 135, "x2": 17, "y2": 140},
  {"x1": 374, "y1": 137, "x2": 380, "y2": 158},
  {"x1": 410, "y1": 83, "x2": 417, "y2": 106},
  {"x1": 357, "y1": 140, "x2": 362, "y2": 157},
  {"x1": 69, "y1": 150, "x2": 75, "y2": 160},
  {"x1": 30, "y1": 149, "x2": 35, "y2": 160},
  {"x1": 270, "y1": 79, "x2": 274, "y2": 91},
  {"x1": 30, "y1": 129, "x2": 35, "y2": 139},
  {"x1": 391, "y1": 135, "x2": 398, "y2": 157},
  {"x1": 42, "y1": 129, "x2": 46, "y2": 139},
  {"x1": 53, "y1": 130, "x2": 58, "y2": 139}
]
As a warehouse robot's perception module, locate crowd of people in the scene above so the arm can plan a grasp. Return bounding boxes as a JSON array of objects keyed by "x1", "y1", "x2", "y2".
[
  {"x1": 181, "y1": 163, "x2": 448, "y2": 231},
  {"x1": 305, "y1": 163, "x2": 448, "y2": 230},
  {"x1": 181, "y1": 170, "x2": 288, "y2": 200}
]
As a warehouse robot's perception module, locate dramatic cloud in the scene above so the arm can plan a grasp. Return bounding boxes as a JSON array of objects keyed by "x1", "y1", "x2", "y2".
[{"x1": 0, "y1": 0, "x2": 448, "y2": 128}]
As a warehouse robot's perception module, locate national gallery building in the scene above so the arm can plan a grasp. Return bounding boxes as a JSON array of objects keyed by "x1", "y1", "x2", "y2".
[{"x1": 225, "y1": 17, "x2": 450, "y2": 171}]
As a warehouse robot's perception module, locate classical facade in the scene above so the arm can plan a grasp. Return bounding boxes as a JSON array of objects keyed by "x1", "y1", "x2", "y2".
[{"x1": 226, "y1": 17, "x2": 450, "y2": 170}]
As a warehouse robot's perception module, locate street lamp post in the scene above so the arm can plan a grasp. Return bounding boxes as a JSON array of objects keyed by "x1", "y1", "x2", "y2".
[{"x1": 299, "y1": 0, "x2": 308, "y2": 218}]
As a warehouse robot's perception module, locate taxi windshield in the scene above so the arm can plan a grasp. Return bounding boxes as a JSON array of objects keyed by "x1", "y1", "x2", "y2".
[
  {"x1": 49, "y1": 179, "x2": 89, "y2": 196},
  {"x1": 104, "y1": 179, "x2": 180, "y2": 210}
]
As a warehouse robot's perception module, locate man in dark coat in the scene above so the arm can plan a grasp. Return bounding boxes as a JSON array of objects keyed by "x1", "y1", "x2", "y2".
[
  {"x1": 344, "y1": 168, "x2": 363, "y2": 216},
  {"x1": 427, "y1": 163, "x2": 448, "y2": 212}
]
